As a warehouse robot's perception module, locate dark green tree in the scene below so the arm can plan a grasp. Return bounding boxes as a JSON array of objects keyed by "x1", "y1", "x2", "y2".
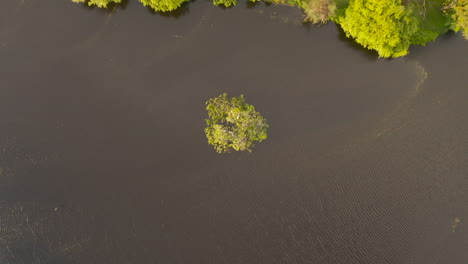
[{"x1": 205, "y1": 94, "x2": 269, "y2": 153}]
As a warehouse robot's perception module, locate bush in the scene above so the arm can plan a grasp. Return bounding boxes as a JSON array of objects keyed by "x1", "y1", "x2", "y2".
[
  {"x1": 444, "y1": 0, "x2": 468, "y2": 39},
  {"x1": 303, "y1": 0, "x2": 337, "y2": 24},
  {"x1": 72, "y1": 0, "x2": 122, "y2": 8},
  {"x1": 139, "y1": 0, "x2": 190, "y2": 12},
  {"x1": 213, "y1": 0, "x2": 238, "y2": 7},
  {"x1": 205, "y1": 94, "x2": 269, "y2": 153}
]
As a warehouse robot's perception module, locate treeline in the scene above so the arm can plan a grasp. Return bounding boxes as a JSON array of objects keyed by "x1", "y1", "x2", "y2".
[{"x1": 72, "y1": 0, "x2": 467, "y2": 57}]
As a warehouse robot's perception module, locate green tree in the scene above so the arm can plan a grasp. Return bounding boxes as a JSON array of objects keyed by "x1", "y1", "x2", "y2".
[
  {"x1": 337, "y1": 0, "x2": 419, "y2": 58},
  {"x1": 303, "y1": 0, "x2": 337, "y2": 23},
  {"x1": 444, "y1": 0, "x2": 468, "y2": 39},
  {"x1": 139, "y1": 0, "x2": 189, "y2": 12},
  {"x1": 205, "y1": 94, "x2": 269, "y2": 153},
  {"x1": 213, "y1": 0, "x2": 238, "y2": 7},
  {"x1": 72, "y1": 0, "x2": 122, "y2": 8}
]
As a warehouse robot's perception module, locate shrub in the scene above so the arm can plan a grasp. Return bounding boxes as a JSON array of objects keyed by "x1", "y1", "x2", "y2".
[
  {"x1": 303, "y1": 0, "x2": 337, "y2": 24},
  {"x1": 72, "y1": 0, "x2": 122, "y2": 8},
  {"x1": 205, "y1": 93, "x2": 269, "y2": 153},
  {"x1": 444, "y1": 0, "x2": 468, "y2": 39},
  {"x1": 213, "y1": 0, "x2": 238, "y2": 7},
  {"x1": 139, "y1": 0, "x2": 190, "y2": 12}
]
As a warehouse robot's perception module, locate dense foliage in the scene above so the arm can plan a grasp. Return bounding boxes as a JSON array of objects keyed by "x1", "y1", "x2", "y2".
[
  {"x1": 213, "y1": 0, "x2": 238, "y2": 7},
  {"x1": 139, "y1": 0, "x2": 189, "y2": 12},
  {"x1": 205, "y1": 94, "x2": 269, "y2": 153},
  {"x1": 444, "y1": 0, "x2": 468, "y2": 39},
  {"x1": 72, "y1": 0, "x2": 122, "y2": 7},
  {"x1": 337, "y1": 0, "x2": 420, "y2": 58}
]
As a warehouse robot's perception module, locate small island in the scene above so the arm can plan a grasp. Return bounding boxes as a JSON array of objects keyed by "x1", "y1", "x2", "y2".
[{"x1": 205, "y1": 93, "x2": 269, "y2": 153}]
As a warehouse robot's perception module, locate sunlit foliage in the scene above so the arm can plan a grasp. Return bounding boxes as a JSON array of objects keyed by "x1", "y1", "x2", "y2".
[
  {"x1": 444, "y1": 0, "x2": 468, "y2": 39},
  {"x1": 213, "y1": 0, "x2": 238, "y2": 7},
  {"x1": 338, "y1": 0, "x2": 419, "y2": 58},
  {"x1": 205, "y1": 94, "x2": 269, "y2": 153},
  {"x1": 303, "y1": 0, "x2": 337, "y2": 23},
  {"x1": 139, "y1": 0, "x2": 190, "y2": 12},
  {"x1": 72, "y1": 0, "x2": 121, "y2": 8}
]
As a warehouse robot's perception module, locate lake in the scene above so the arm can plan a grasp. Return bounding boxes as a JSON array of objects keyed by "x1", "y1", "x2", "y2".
[{"x1": 0, "y1": 0, "x2": 467, "y2": 263}]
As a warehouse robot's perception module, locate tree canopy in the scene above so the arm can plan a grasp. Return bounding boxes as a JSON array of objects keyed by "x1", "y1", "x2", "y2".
[
  {"x1": 338, "y1": 0, "x2": 419, "y2": 58},
  {"x1": 205, "y1": 94, "x2": 269, "y2": 153},
  {"x1": 444, "y1": 0, "x2": 468, "y2": 39},
  {"x1": 139, "y1": 0, "x2": 190, "y2": 12},
  {"x1": 72, "y1": 0, "x2": 122, "y2": 8},
  {"x1": 213, "y1": 0, "x2": 238, "y2": 7}
]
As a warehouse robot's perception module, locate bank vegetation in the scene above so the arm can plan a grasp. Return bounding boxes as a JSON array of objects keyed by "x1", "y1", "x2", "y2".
[{"x1": 72, "y1": 0, "x2": 467, "y2": 57}]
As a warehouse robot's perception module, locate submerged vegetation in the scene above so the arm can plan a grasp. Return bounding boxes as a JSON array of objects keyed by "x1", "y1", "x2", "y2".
[
  {"x1": 71, "y1": 0, "x2": 466, "y2": 57},
  {"x1": 205, "y1": 94, "x2": 269, "y2": 153}
]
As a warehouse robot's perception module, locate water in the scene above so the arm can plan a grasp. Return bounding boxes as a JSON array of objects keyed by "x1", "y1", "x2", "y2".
[{"x1": 0, "y1": 0, "x2": 467, "y2": 263}]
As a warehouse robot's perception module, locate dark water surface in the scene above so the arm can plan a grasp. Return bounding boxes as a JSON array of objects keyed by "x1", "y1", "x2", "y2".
[{"x1": 1, "y1": 0, "x2": 467, "y2": 263}]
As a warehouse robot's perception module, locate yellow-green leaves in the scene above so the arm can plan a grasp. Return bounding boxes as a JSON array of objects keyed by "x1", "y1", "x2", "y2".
[
  {"x1": 444, "y1": 0, "x2": 468, "y2": 39},
  {"x1": 72, "y1": 0, "x2": 122, "y2": 8},
  {"x1": 213, "y1": 0, "x2": 238, "y2": 7},
  {"x1": 72, "y1": 0, "x2": 189, "y2": 11},
  {"x1": 139, "y1": 0, "x2": 190, "y2": 12},
  {"x1": 205, "y1": 94, "x2": 269, "y2": 153},
  {"x1": 338, "y1": 0, "x2": 419, "y2": 58}
]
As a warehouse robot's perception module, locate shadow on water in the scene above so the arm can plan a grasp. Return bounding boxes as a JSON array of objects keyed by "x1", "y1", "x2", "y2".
[
  {"x1": 407, "y1": 30, "x2": 460, "y2": 59},
  {"x1": 334, "y1": 23, "x2": 380, "y2": 61},
  {"x1": 245, "y1": 0, "x2": 260, "y2": 8},
  {"x1": 79, "y1": 0, "x2": 129, "y2": 13},
  {"x1": 438, "y1": 30, "x2": 460, "y2": 41},
  {"x1": 300, "y1": 20, "x2": 332, "y2": 32},
  {"x1": 214, "y1": 4, "x2": 236, "y2": 10}
]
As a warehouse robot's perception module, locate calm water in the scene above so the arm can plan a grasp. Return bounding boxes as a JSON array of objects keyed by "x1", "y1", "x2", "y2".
[{"x1": 1, "y1": 0, "x2": 467, "y2": 263}]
